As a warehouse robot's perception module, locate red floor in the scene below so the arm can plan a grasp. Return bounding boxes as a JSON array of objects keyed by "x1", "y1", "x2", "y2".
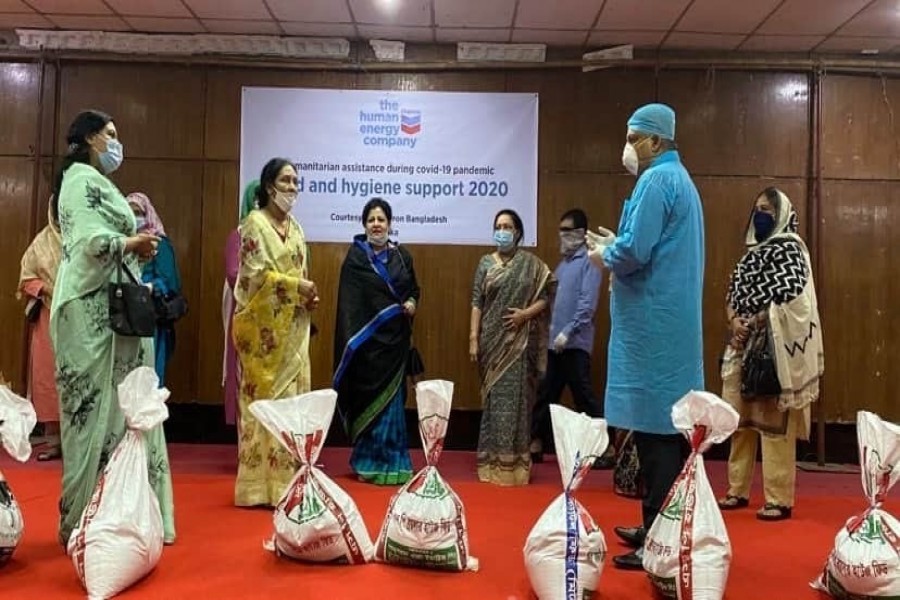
[{"x1": 0, "y1": 445, "x2": 877, "y2": 599}]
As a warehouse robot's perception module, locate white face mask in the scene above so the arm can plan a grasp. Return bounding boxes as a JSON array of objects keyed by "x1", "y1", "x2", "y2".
[
  {"x1": 272, "y1": 189, "x2": 297, "y2": 212},
  {"x1": 367, "y1": 231, "x2": 389, "y2": 246},
  {"x1": 622, "y1": 143, "x2": 639, "y2": 176}
]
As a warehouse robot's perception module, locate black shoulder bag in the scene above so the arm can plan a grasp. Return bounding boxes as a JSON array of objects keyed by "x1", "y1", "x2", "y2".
[{"x1": 153, "y1": 291, "x2": 189, "y2": 324}]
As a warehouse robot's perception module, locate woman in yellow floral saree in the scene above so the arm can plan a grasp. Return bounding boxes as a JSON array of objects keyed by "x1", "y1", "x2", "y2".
[{"x1": 232, "y1": 158, "x2": 319, "y2": 507}]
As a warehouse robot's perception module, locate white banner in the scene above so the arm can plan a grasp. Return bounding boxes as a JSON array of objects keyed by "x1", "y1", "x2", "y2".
[{"x1": 239, "y1": 88, "x2": 539, "y2": 245}]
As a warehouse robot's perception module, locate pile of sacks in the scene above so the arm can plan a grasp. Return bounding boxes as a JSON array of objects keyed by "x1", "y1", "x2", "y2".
[{"x1": 253, "y1": 379, "x2": 477, "y2": 572}]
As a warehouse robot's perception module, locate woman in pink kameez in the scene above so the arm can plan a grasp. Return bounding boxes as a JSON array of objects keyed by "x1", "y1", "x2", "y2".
[{"x1": 18, "y1": 202, "x2": 63, "y2": 461}]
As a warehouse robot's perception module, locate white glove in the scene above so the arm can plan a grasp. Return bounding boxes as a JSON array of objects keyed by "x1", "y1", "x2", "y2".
[
  {"x1": 553, "y1": 332, "x2": 568, "y2": 353},
  {"x1": 595, "y1": 225, "x2": 617, "y2": 244},
  {"x1": 586, "y1": 227, "x2": 616, "y2": 270}
]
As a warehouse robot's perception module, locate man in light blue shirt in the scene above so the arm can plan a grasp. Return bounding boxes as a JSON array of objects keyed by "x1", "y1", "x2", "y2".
[
  {"x1": 530, "y1": 209, "x2": 607, "y2": 465},
  {"x1": 588, "y1": 103, "x2": 705, "y2": 570}
]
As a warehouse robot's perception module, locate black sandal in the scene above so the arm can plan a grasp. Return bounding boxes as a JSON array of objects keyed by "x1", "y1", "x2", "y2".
[
  {"x1": 757, "y1": 503, "x2": 792, "y2": 521},
  {"x1": 529, "y1": 440, "x2": 544, "y2": 464},
  {"x1": 717, "y1": 495, "x2": 749, "y2": 510}
]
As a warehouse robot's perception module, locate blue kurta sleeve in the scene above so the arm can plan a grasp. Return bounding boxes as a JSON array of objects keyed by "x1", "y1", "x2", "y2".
[{"x1": 602, "y1": 180, "x2": 669, "y2": 277}]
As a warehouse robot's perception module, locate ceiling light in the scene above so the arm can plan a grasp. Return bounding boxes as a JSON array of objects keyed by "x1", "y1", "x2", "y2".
[
  {"x1": 370, "y1": 39, "x2": 405, "y2": 61},
  {"x1": 457, "y1": 43, "x2": 546, "y2": 63},
  {"x1": 15, "y1": 29, "x2": 351, "y2": 59},
  {"x1": 375, "y1": 0, "x2": 400, "y2": 13},
  {"x1": 582, "y1": 44, "x2": 633, "y2": 72}
]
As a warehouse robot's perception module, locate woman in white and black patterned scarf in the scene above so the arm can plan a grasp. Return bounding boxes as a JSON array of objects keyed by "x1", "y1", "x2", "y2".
[{"x1": 717, "y1": 187, "x2": 824, "y2": 522}]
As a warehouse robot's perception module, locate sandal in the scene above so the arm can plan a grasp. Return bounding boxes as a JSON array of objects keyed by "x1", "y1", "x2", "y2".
[
  {"x1": 37, "y1": 445, "x2": 62, "y2": 461},
  {"x1": 717, "y1": 495, "x2": 749, "y2": 510},
  {"x1": 757, "y1": 503, "x2": 792, "y2": 521},
  {"x1": 529, "y1": 439, "x2": 544, "y2": 464}
]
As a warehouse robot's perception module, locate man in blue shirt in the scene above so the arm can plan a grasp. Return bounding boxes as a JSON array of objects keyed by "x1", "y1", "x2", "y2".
[
  {"x1": 530, "y1": 209, "x2": 608, "y2": 466},
  {"x1": 588, "y1": 103, "x2": 705, "y2": 570}
]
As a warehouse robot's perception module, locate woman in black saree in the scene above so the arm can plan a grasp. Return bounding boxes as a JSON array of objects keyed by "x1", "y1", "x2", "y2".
[{"x1": 333, "y1": 198, "x2": 420, "y2": 485}]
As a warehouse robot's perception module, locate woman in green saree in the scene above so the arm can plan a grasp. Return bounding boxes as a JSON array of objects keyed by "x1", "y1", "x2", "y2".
[{"x1": 49, "y1": 110, "x2": 175, "y2": 547}]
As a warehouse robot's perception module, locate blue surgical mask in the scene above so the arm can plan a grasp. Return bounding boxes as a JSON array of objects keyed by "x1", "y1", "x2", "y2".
[
  {"x1": 753, "y1": 211, "x2": 776, "y2": 242},
  {"x1": 494, "y1": 229, "x2": 515, "y2": 249},
  {"x1": 98, "y1": 138, "x2": 124, "y2": 174}
]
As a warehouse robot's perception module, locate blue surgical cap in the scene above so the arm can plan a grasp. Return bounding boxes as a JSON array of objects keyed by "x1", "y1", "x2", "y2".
[{"x1": 627, "y1": 103, "x2": 676, "y2": 141}]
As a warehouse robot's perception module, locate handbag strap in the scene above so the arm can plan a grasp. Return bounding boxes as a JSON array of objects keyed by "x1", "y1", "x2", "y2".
[{"x1": 115, "y1": 246, "x2": 143, "y2": 287}]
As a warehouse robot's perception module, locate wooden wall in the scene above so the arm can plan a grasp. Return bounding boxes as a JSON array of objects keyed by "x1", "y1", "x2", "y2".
[{"x1": 1, "y1": 57, "x2": 897, "y2": 424}]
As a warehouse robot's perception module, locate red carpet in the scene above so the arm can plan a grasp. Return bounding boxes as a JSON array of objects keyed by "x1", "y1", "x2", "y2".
[{"x1": 0, "y1": 445, "x2": 881, "y2": 599}]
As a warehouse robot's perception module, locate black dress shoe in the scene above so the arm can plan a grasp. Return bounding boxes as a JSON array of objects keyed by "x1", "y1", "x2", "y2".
[
  {"x1": 612, "y1": 548, "x2": 645, "y2": 571},
  {"x1": 613, "y1": 525, "x2": 646, "y2": 548},
  {"x1": 592, "y1": 454, "x2": 616, "y2": 470}
]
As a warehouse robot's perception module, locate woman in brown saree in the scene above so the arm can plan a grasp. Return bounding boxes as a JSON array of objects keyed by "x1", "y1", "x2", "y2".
[{"x1": 470, "y1": 209, "x2": 555, "y2": 486}]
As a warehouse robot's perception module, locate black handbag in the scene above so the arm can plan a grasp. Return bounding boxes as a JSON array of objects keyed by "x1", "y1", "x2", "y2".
[
  {"x1": 407, "y1": 345, "x2": 425, "y2": 379},
  {"x1": 153, "y1": 292, "x2": 188, "y2": 324},
  {"x1": 740, "y1": 322, "x2": 782, "y2": 399},
  {"x1": 108, "y1": 259, "x2": 156, "y2": 337}
]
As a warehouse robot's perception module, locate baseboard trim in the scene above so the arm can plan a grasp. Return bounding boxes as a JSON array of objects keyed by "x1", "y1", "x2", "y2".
[{"x1": 164, "y1": 404, "x2": 860, "y2": 464}]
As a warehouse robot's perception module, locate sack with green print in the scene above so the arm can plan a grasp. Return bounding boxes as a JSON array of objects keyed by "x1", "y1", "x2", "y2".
[
  {"x1": 249, "y1": 389, "x2": 373, "y2": 564},
  {"x1": 0, "y1": 380, "x2": 36, "y2": 567},
  {"x1": 374, "y1": 380, "x2": 478, "y2": 572},
  {"x1": 642, "y1": 391, "x2": 739, "y2": 599},
  {"x1": 812, "y1": 411, "x2": 900, "y2": 599}
]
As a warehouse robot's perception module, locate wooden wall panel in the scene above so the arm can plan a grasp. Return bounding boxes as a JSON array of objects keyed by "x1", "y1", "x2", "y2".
[
  {"x1": 34, "y1": 158, "x2": 56, "y2": 230},
  {"x1": 0, "y1": 159, "x2": 36, "y2": 388},
  {"x1": 38, "y1": 62, "x2": 58, "y2": 161},
  {"x1": 819, "y1": 181, "x2": 900, "y2": 422},
  {"x1": 0, "y1": 63, "x2": 42, "y2": 156},
  {"x1": 57, "y1": 63, "x2": 206, "y2": 159},
  {"x1": 659, "y1": 71, "x2": 810, "y2": 178},
  {"x1": 204, "y1": 68, "x2": 356, "y2": 161},
  {"x1": 196, "y1": 161, "x2": 238, "y2": 405},
  {"x1": 508, "y1": 70, "x2": 656, "y2": 174},
  {"x1": 357, "y1": 71, "x2": 506, "y2": 93},
  {"x1": 822, "y1": 75, "x2": 900, "y2": 180},
  {"x1": 111, "y1": 160, "x2": 205, "y2": 403}
]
